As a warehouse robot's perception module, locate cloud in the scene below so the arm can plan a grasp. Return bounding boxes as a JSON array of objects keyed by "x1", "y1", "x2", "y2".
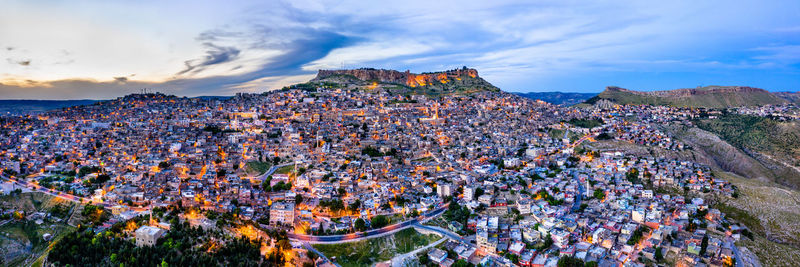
[
  {"x1": 177, "y1": 43, "x2": 241, "y2": 76},
  {"x1": 161, "y1": 27, "x2": 357, "y2": 95},
  {"x1": 6, "y1": 58, "x2": 31, "y2": 66},
  {"x1": 2, "y1": 0, "x2": 800, "y2": 98}
]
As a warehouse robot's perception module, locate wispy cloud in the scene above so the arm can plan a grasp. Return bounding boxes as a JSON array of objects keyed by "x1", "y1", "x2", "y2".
[{"x1": 177, "y1": 43, "x2": 241, "y2": 76}]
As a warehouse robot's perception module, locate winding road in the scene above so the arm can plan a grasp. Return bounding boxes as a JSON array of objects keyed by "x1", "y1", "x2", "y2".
[{"x1": 288, "y1": 206, "x2": 448, "y2": 244}]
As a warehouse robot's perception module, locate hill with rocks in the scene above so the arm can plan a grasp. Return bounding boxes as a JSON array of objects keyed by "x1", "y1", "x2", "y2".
[
  {"x1": 308, "y1": 67, "x2": 499, "y2": 96},
  {"x1": 584, "y1": 86, "x2": 789, "y2": 108}
]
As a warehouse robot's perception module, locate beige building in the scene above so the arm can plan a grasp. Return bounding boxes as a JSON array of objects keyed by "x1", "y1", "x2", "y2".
[
  {"x1": 135, "y1": 225, "x2": 166, "y2": 247},
  {"x1": 269, "y1": 201, "x2": 295, "y2": 226}
]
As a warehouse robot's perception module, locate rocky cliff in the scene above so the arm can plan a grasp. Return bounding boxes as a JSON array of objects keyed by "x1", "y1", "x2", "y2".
[{"x1": 312, "y1": 67, "x2": 499, "y2": 95}]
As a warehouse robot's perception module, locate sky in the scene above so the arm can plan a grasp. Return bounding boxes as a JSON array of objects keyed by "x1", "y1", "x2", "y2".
[{"x1": 1, "y1": 0, "x2": 799, "y2": 99}]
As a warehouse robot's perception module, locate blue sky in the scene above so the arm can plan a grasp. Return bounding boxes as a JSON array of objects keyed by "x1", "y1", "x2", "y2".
[{"x1": 1, "y1": 0, "x2": 799, "y2": 99}]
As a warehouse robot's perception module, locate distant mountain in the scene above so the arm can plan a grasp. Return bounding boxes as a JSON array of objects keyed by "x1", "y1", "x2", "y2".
[
  {"x1": 0, "y1": 99, "x2": 100, "y2": 115},
  {"x1": 193, "y1": 96, "x2": 234, "y2": 101},
  {"x1": 514, "y1": 92, "x2": 597, "y2": 106},
  {"x1": 584, "y1": 86, "x2": 789, "y2": 108},
  {"x1": 775, "y1": 91, "x2": 800, "y2": 104},
  {"x1": 309, "y1": 67, "x2": 500, "y2": 96}
]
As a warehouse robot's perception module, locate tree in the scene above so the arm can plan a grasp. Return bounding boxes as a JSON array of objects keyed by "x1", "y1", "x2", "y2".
[
  {"x1": 627, "y1": 225, "x2": 650, "y2": 245},
  {"x1": 348, "y1": 199, "x2": 361, "y2": 211},
  {"x1": 354, "y1": 218, "x2": 367, "y2": 231},
  {"x1": 82, "y1": 204, "x2": 110, "y2": 225},
  {"x1": 277, "y1": 239, "x2": 292, "y2": 251},
  {"x1": 655, "y1": 246, "x2": 664, "y2": 262},
  {"x1": 538, "y1": 233, "x2": 553, "y2": 250},
  {"x1": 295, "y1": 194, "x2": 304, "y2": 204},
  {"x1": 454, "y1": 259, "x2": 471, "y2": 267},
  {"x1": 557, "y1": 256, "x2": 584, "y2": 267},
  {"x1": 418, "y1": 253, "x2": 430, "y2": 265},
  {"x1": 700, "y1": 234, "x2": 709, "y2": 256},
  {"x1": 593, "y1": 189, "x2": 605, "y2": 200},
  {"x1": 474, "y1": 187, "x2": 484, "y2": 200},
  {"x1": 626, "y1": 168, "x2": 640, "y2": 183},
  {"x1": 307, "y1": 250, "x2": 319, "y2": 262},
  {"x1": 371, "y1": 215, "x2": 389, "y2": 229}
]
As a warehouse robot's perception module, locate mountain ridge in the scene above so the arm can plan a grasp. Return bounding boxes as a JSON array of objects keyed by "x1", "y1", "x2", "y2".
[{"x1": 585, "y1": 85, "x2": 792, "y2": 108}]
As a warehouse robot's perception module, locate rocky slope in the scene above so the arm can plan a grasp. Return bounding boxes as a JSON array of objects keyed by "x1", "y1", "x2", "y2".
[
  {"x1": 585, "y1": 86, "x2": 788, "y2": 108},
  {"x1": 311, "y1": 67, "x2": 499, "y2": 95}
]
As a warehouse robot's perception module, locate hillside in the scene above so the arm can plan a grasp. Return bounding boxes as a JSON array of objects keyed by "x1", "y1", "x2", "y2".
[
  {"x1": 693, "y1": 114, "x2": 800, "y2": 188},
  {"x1": 0, "y1": 100, "x2": 99, "y2": 115},
  {"x1": 585, "y1": 86, "x2": 788, "y2": 108},
  {"x1": 514, "y1": 92, "x2": 596, "y2": 105},
  {"x1": 310, "y1": 67, "x2": 500, "y2": 96},
  {"x1": 775, "y1": 92, "x2": 800, "y2": 104}
]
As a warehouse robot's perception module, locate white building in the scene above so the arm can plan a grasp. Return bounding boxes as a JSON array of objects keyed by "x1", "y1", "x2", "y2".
[
  {"x1": 503, "y1": 158, "x2": 521, "y2": 168},
  {"x1": 135, "y1": 226, "x2": 166, "y2": 247},
  {"x1": 464, "y1": 186, "x2": 475, "y2": 200},
  {"x1": 632, "y1": 209, "x2": 646, "y2": 223},
  {"x1": 436, "y1": 183, "x2": 452, "y2": 197}
]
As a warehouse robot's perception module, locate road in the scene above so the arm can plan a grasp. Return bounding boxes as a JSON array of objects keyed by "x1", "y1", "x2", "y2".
[
  {"x1": 726, "y1": 238, "x2": 760, "y2": 267},
  {"x1": 571, "y1": 174, "x2": 585, "y2": 213},
  {"x1": 412, "y1": 224, "x2": 465, "y2": 242},
  {"x1": 288, "y1": 206, "x2": 447, "y2": 244},
  {"x1": 0, "y1": 175, "x2": 96, "y2": 205},
  {"x1": 729, "y1": 241, "x2": 744, "y2": 267}
]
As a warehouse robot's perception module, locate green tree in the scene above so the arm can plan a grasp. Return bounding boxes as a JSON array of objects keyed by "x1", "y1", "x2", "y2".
[
  {"x1": 354, "y1": 218, "x2": 367, "y2": 231},
  {"x1": 593, "y1": 189, "x2": 605, "y2": 200},
  {"x1": 371, "y1": 215, "x2": 389, "y2": 229},
  {"x1": 700, "y1": 234, "x2": 709, "y2": 256},
  {"x1": 557, "y1": 256, "x2": 584, "y2": 267},
  {"x1": 277, "y1": 239, "x2": 292, "y2": 251},
  {"x1": 454, "y1": 259, "x2": 471, "y2": 267},
  {"x1": 474, "y1": 187, "x2": 484, "y2": 200},
  {"x1": 655, "y1": 246, "x2": 664, "y2": 262}
]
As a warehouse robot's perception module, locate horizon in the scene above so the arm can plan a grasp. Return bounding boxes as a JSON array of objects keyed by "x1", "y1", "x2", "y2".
[
  {"x1": 2, "y1": 0, "x2": 800, "y2": 99},
  {"x1": 2, "y1": 81, "x2": 800, "y2": 101}
]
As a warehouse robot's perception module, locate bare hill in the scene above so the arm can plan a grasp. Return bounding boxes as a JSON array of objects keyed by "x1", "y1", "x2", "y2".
[{"x1": 585, "y1": 86, "x2": 788, "y2": 108}]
